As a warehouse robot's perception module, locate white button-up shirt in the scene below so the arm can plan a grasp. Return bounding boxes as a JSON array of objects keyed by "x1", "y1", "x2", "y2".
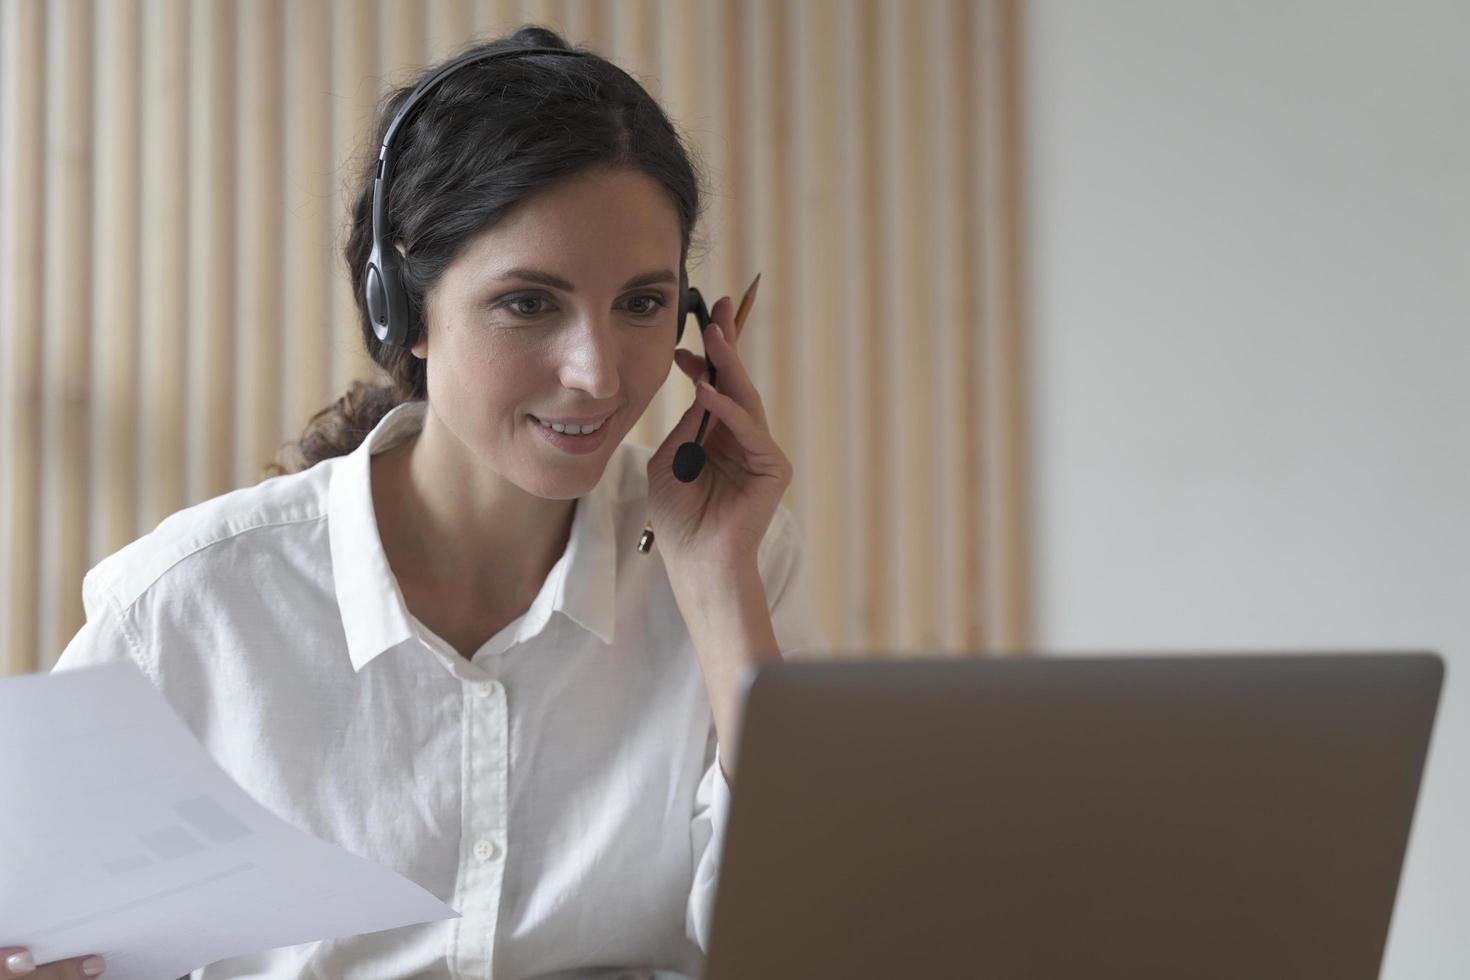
[{"x1": 53, "y1": 400, "x2": 829, "y2": 979}]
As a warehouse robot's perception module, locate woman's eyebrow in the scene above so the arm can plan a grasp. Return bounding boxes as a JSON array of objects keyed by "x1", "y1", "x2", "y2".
[{"x1": 492, "y1": 267, "x2": 677, "y2": 292}]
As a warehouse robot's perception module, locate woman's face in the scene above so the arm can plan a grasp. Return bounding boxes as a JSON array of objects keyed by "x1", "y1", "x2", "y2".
[{"x1": 411, "y1": 166, "x2": 682, "y2": 498}]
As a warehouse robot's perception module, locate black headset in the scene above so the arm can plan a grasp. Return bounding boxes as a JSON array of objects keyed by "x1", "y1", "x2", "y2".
[{"x1": 364, "y1": 45, "x2": 715, "y2": 483}]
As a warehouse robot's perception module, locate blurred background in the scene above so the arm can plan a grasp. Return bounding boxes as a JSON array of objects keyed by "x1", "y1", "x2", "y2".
[{"x1": 1, "y1": 1, "x2": 1466, "y2": 976}]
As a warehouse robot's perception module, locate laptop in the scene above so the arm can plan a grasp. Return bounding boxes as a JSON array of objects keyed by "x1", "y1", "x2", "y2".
[{"x1": 702, "y1": 652, "x2": 1443, "y2": 980}]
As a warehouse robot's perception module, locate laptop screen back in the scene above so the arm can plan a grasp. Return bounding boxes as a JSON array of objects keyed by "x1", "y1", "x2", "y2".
[{"x1": 704, "y1": 653, "x2": 1442, "y2": 980}]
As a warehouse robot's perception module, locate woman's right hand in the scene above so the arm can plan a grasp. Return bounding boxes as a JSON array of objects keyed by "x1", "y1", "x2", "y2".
[{"x1": 1, "y1": 948, "x2": 106, "y2": 978}]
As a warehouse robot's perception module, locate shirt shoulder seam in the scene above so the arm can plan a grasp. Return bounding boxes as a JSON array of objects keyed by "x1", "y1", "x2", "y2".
[
  {"x1": 105, "y1": 511, "x2": 328, "y2": 614},
  {"x1": 100, "y1": 583, "x2": 159, "y2": 684}
]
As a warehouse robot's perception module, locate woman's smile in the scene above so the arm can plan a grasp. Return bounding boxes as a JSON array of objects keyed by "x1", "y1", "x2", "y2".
[{"x1": 528, "y1": 410, "x2": 614, "y2": 454}]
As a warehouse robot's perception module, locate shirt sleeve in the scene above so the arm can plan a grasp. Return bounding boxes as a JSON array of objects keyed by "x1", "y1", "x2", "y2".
[
  {"x1": 51, "y1": 566, "x2": 158, "y2": 685},
  {"x1": 685, "y1": 505, "x2": 831, "y2": 951}
]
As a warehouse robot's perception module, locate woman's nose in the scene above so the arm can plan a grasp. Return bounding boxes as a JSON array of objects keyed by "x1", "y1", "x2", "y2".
[{"x1": 559, "y1": 313, "x2": 621, "y2": 397}]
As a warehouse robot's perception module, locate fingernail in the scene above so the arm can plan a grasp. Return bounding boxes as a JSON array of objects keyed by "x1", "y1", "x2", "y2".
[
  {"x1": 698, "y1": 378, "x2": 714, "y2": 392},
  {"x1": 81, "y1": 956, "x2": 105, "y2": 976},
  {"x1": 5, "y1": 951, "x2": 35, "y2": 974}
]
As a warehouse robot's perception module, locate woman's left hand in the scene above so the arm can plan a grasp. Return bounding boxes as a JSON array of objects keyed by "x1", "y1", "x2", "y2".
[{"x1": 646, "y1": 293, "x2": 792, "y2": 571}]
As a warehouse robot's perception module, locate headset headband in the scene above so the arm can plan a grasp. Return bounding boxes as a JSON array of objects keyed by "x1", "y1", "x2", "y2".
[{"x1": 372, "y1": 47, "x2": 584, "y2": 261}]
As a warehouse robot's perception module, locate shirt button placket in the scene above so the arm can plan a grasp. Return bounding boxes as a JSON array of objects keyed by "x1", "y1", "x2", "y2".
[{"x1": 453, "y1": 677, "x2": 508, "y2": 978}]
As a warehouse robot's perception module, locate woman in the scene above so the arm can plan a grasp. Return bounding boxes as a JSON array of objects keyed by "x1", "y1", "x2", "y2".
[{"x1": 11, "y1": 24, "x2": 827, "y2": 980}]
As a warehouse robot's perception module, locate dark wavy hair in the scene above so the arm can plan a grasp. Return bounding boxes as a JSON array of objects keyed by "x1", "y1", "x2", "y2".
[{"x1": 266, "y1": 24, "x2": 708, "y2": 475}]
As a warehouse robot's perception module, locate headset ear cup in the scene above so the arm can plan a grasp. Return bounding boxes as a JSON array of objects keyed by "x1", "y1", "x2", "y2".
[
  {"x1": 366, "y1": 262, "x2": 389, "y2": 339},
  {"x1": 370, "y1": 244, "x2": 415, "y2": 348},
  {"x1": 366, "y1": 241, "x2": 392, "y2": 344}
]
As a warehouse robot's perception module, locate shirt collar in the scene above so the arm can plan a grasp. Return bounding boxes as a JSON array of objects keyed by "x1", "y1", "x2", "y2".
[{"x1": 328, "y1": 400, "x2": 618, "y2": 672}]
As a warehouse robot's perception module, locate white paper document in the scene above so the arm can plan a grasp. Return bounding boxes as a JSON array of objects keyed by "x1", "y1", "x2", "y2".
[{"x1": 0, "y1": 661, "x2": 460, "y2": 980}]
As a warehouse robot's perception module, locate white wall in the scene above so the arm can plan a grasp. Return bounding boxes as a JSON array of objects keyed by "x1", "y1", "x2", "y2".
[{"x1": 1023, "y1": 2, "x2": 1469, "y2": 976}]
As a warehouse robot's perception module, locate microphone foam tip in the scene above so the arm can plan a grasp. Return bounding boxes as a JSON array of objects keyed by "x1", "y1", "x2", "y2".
[{"x1": 672, "y1": 442, "x2": 706, "y2": 483}]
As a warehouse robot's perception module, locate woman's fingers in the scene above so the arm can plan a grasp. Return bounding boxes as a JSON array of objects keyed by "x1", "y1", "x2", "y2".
[
  {"x1": 0, "y1": 949, "x2": 107, "y2": 978},
  {"x1": 673, "y1": 347, "x2": 706, "y2": 383},
  {"x1": 0, "y1": 949, "x2": 31, "y2": 977},
  {"x1": 693, "y1": 379, "x2": 789, "y2": 479},
  {"x1": 670, "y1": 348, "x2": 721, "y2": 441},
  {"x1": 675, "y1": 286, "x2": 773, "y2": 451},
  {"x1": 700, "y1": 298, "x2": 767, "y2": 429}
]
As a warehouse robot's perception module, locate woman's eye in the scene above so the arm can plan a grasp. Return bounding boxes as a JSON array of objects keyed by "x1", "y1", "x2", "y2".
[
  {"x1": 505, "y1": 295, "x2": 548, "y2": 318},
  {"x1": 627, "y1": 294, "x2": 668, "y2": 317}
]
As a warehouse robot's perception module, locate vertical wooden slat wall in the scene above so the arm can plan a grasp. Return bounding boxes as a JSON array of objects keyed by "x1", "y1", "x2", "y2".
[
  {"x1": 2, "y1": 0, "x2": 47, "y2": 676},
  {"x1": 41, "y1": 0, "x2": 94, "y2": 674},
  {"x1": 0, "y1": 0, "x2": 1029, "y2": 675},
  {"x1": 91, "y1": 1, "x2": 142, "y2": 582},
  {"x1": 187, "y1": 0, "x2": 237, "y2": 506}
]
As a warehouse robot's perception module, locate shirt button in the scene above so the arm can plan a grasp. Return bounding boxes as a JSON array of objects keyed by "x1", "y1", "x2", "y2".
[
  {"x1": 475, "y1": 681, "x2": 498, "y2": 699},
  {"x1": 473, "y1": 839, "x2": 497, "y2": 861}
]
